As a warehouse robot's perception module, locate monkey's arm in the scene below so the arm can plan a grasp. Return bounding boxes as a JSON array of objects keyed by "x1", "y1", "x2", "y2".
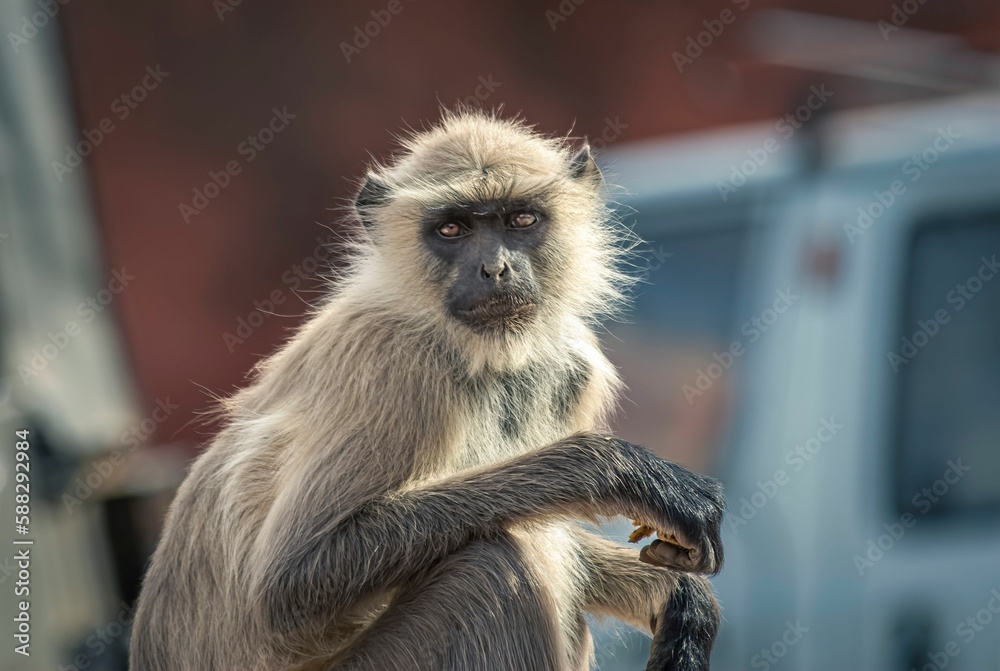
[
  {"x1": 579, "y1": 531, "x2": 720, "y2": 671},
  {"x1": 251, "y1": 432, "x2": 723, "y2": 638},
  {"x1": 580, "y1": 531, "x2": 677, "y2": 632}
]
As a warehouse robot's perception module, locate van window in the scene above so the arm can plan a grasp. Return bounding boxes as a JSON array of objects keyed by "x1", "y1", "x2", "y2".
[
  {"x1": 894, "y1": 216, "x2": 1000, "y2": 516},
  {"x1": 610, "y1": 222, "x2": 751, "y2": 472},
  {"x1": 631, "y1": 226, "x2": 750, "y2": 339}
]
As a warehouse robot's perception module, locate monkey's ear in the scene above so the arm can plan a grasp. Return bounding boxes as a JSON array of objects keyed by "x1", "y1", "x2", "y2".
[
  {"x1": 355, "y1": 173, "x2": 390, "y2": 229},
  {"x1": 569, "y1": 144, "x2": 603, "y2": 183}
]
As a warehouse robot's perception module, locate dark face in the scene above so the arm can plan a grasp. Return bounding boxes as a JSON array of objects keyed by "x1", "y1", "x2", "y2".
[{"x1": 422, "y1": 199, "x2": 548, "y2": 334}]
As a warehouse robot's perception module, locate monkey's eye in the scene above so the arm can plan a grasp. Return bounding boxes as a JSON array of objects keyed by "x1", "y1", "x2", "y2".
[
  {"x1": 437, "y1": 222, "x2": 467, "y2": 238},
  {"x1": 510, "y1": 212, "x2": 537, "y2": 229}
]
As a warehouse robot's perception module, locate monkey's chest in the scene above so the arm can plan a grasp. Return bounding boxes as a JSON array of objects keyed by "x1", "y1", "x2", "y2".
[{"x1": 453, "y1": 361, "x2": 591, "y2": 469}]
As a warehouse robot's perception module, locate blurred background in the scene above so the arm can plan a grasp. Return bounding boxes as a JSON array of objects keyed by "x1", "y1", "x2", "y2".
[{"x1": 1, "y1": 0, "x2": 999, "y2": 669}]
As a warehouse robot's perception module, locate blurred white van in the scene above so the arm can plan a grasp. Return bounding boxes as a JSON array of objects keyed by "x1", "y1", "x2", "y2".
[{"x1": 602, "y1": 92, "x2": 1000, "y2": 670}]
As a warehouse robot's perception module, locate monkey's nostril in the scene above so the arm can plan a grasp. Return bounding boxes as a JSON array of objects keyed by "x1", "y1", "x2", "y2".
[
  {"x1": 481, "y1": 262, "x2": 510, "y2": 281},
  {"x1": 481, "y1": 262, "x2": 511, "y2": 281}
]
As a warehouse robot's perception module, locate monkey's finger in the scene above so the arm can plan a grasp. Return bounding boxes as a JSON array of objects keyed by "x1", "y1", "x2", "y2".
[
  {"x1": 628, "y1": 523, "x2": 656, "y2": 544},
  {"x1": 639, "y1": 539, "x2": 681, "y2": 566},
  {"x1": 639, "y1": 539, "x2": 700, "y2": 570}
]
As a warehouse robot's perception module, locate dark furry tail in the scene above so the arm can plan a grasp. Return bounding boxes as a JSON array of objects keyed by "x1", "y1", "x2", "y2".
[{"x1": 646, "y1": 574, "x2": 720, "y2": 671}]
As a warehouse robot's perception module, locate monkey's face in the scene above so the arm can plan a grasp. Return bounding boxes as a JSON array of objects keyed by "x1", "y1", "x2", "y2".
[
  {"x1": 421, "y1": 199, "x2": 546, "y2": 334},
  {"x1": 354, "y1": 113, "x2": 626, "y2": 344}
]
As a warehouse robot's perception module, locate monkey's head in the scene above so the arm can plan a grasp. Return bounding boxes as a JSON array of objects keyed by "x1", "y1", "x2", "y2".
[{"x1": 352, "y1": 111, "x2": 630, "y2": 349}]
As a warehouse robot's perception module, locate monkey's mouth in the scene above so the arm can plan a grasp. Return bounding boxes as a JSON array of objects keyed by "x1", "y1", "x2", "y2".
[{"x1": 453, "y1": 295, "x2": 538, "y2": 333}]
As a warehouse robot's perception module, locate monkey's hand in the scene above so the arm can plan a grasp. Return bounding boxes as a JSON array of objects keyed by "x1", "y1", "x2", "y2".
[
  {"x1": 628, "y1": 522, "x2": 702, "y2": 572},
  {"x1": 637, "y1": 531, "x2": 711, "y2": 573},
  {"x1": 605, "y1": 438, "x2": 725, "y2": 575}
]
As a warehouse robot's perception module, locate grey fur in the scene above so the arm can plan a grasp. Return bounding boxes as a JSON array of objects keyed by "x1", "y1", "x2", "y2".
[{"x1": 129, "y1": 111, "x2": 723, "y2": 671}]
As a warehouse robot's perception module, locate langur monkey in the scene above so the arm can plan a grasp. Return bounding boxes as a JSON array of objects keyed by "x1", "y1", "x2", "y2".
[{"x1": 130, "y1": 111, "x2": 724, "y2": 671}]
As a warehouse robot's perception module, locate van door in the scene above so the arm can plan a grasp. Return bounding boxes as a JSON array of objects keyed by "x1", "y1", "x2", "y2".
[{"x1": 861, "y1": 169, "x2": 1000, "y2": 671}]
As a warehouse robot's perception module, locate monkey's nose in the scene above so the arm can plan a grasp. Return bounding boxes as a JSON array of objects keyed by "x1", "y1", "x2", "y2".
[{"x1": 480, "y1": 261, "x2": 510, "y2": 281}]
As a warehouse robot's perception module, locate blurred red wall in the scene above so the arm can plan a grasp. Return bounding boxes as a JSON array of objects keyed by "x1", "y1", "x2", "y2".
[{"x1": 57, "y1": 0, "x2": 1000, "y2": 447}]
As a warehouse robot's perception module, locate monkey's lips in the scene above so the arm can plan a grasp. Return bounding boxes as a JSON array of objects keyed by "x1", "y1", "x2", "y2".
[{"x1": 453, "y1": 295, "x2": 538, "y2": 332}]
